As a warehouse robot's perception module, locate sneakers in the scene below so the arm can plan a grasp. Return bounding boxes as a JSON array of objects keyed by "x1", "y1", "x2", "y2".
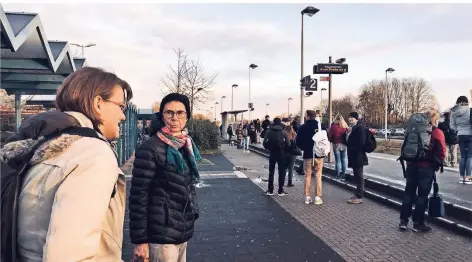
[
  {"x1": 287, "y1": 183, "x2": 294, "y2": 187},
  {"x1": 413, "y1": 223, "x2": 432, "y2": 233},
  {"x1": 347, "y1": 196, "x2": 363, "y2": 204},
  {"x1": 278, "y1": 190, "x2": 288, "y2": 196},
  {"x1": 398, "y1": 221, "x2": 408, "y2": 231},
  {"x1": 464, "y1": 177, "x2": 472, "y2": 185},
  {"x1": 265, "y1": 190, "x2": 273, "y2": 196},
  {"x1": 314, "y1": 196, "x2": 323, "y2": 205},
  {"x1": 304, "y1": 196, "x2": 313, "y2": 205}
]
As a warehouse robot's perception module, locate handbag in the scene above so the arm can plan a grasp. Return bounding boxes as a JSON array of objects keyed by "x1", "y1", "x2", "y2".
[{"x1": 428, "y1": 173, "x2": 445, "y2": 218}]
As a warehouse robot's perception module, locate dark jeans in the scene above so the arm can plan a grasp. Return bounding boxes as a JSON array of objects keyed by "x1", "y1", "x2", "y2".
[
  {"x1": 268, "y1": 153, "x2": 286, "y2": 193},
  {"x1": 400, "y1": 164, "x2": 434, "y2": 225},
  {"x1": 284, "y1": 154, "x2": 296, "y2": 184},
  {"x1": 458, "y1": 135, "x2": 472, "y2": 177},
  {"x1": 353, "y1": 167, "x2": 364, "y2": 198}
]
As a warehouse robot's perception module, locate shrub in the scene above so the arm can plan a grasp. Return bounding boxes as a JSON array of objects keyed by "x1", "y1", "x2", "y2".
[{"x1": 187, "y1": 119, "x2": 220, "y2": 151}]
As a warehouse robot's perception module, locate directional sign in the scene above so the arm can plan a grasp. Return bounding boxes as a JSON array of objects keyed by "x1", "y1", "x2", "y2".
[
  {"x1": 320, "y1": 76, "x2": 330, "y2": 81},
  {"x1": 313, "y1": 63, "x2": 348, "y2": 74}
]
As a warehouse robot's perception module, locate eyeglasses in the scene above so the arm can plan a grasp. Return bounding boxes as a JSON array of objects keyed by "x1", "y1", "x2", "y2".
[
  {"x1": 105, "y1": 100, "x2": 127, "y2": 112},
  {"x1": 163, "y1": 110, "x2": 187, "y2": 119}
]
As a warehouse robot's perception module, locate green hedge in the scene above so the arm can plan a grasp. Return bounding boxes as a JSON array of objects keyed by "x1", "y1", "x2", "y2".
[{"x1": 187, "y1": 119, "x2": 220, "y2": 151}]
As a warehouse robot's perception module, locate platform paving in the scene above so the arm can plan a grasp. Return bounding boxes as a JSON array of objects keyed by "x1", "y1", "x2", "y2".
[{"x1": 223, "y1": 144, "x2": 472, "y2": 262}]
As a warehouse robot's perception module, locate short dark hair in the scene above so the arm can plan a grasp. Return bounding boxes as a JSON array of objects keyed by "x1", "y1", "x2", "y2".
[
  {"x1": 158, "y1": 93, "x2": 191, "y2": 120},
  {"x1": 456, "y1": 96, "x2": 469, "y2": 105},
  {"x1": 443, "y1": 112, "x2": 450, "y2": 120},
  {"x1": 56, "y1": 67, "x2": 132, "y2": 125},
  {"x1": 306, "y1": 110, "x2": 316, "y2": 119},
  {"x1": 273, "y1": 118, "x2": 282, "y2": 125}
]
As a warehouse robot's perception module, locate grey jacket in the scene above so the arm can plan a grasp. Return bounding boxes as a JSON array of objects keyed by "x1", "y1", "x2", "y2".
[{"x1": 450, "y1": 103, "x2": 472, "y2": 136}]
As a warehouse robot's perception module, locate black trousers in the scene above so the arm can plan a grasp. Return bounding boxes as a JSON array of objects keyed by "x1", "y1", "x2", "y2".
[
  {"x1": 268, "y1": 153, "x2": 286, "y2": 193},
  {"x1": 400, "y1": 164, "x2": 434, "y2": 225},
  {"x1": 353, "y1": 167, "x2": 364, "y2": 199}
]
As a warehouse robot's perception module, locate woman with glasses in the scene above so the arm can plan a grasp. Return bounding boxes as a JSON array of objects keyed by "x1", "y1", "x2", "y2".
[
  {"x1": 2, "y1": 67, "x2": 132, "y2": 261},
  {"x1": 129, "y1": 93, "x2": 202, "y2": 262}
]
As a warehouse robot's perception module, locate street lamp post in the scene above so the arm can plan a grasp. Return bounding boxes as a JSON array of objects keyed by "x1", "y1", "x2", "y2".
[
  {"x1": 249, "y1": 64, "x2": 258, "y2": 121},
  {"x1": 71, "y1": 42, "x2": 96, "y2": 58},
  {"x1": 300, "y1": 6, "x2": 320, "y2": 125},
  {"x1": 385, "y1": 68, "x2": 395, "y2": 140},
  {"x1": 288, "y1": 98, "x2": 293, "y2": 117},
  {"x1": 231, "y1": 84, "x2": 238, "y2": 112},
  {"x1": 266, "y1": 103, "x2": 270, "y2": 115},
  {"x1": 221, "y1": 96, "x2": 226, "y2": 114},
  {"x1": 214, "y1": 102, "x2": 219, "y2": 121}
]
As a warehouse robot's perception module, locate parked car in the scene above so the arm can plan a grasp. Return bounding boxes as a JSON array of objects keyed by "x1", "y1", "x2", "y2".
[{"x1": 394, "y1": 128, "x2": 405, "y2": 136}]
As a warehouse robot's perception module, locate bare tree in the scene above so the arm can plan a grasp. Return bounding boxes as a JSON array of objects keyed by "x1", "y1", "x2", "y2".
[
  {"x1": 159, "y1": 48, "x2": 189, "y2": 95},
  {"x1": 331, "y1": 95, "x2": 357, "y2": 121},
  {"x1": 159, "y1": 49, "x2": 218, "y2": 114},
  {"x1": 357, "y1": 77, "x2": 438, "y2": 127},
  {"x1": 184, "y1": 58, "x2": 218, "y2": 113}
]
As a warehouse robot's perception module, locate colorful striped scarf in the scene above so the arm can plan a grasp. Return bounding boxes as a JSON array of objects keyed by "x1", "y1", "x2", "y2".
[{"x1": 157, "y1": 126, "x2": 202, "y2": 184}]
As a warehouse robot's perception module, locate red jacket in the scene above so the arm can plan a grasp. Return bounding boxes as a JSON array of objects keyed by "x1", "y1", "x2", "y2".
[
  {"x1": 328, "y1": 123, "x2": 348, "y2": 145},
  {"x1": 416, "y1": 127, "x2": 447, "y2": 168}
]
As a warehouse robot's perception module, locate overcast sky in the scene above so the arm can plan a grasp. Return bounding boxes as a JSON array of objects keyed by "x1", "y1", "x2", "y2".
[{"x1": 3, "y1": 3, "x2": 471, "y2": 119}]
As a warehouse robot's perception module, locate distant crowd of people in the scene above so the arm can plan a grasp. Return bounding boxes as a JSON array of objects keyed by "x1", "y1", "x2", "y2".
[{"x1": 240, "y1": 94, "x2": 471, "y2": 234}]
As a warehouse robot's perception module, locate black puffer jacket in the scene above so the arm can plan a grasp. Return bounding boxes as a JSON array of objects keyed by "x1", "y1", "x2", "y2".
[{"x1": 129, "y1": 114, "x2": 199, "y2": 245}]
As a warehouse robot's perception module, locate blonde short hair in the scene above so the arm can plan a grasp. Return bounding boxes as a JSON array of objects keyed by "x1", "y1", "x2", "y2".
[{"x1": 426, "y1": 110, "x2": 440, "y2": 123}]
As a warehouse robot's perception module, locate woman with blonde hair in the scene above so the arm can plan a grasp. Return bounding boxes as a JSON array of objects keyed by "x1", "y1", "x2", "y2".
[
  {"x1": 283, "y1": 124, "x2": 301, "y2": 187},
  {"x1": 328, "y1": 114, "x2": 349, "y2": 180}
]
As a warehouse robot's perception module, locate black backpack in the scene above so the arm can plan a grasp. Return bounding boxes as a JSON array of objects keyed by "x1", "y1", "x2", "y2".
[
  {"x1": 364, "y1": 128, "x2": 377, "y2": 153},
  {"x1": 1, "y1": 127, "x2": 102, "y2": 262},
  {"x1": 263, "y1": 129, "x2": 285, "y2": 152}
]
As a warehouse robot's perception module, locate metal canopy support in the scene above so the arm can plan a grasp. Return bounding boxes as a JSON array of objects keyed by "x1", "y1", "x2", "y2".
[{"x1": 14, "y1": 93, "x2": 21, "y2": 131}]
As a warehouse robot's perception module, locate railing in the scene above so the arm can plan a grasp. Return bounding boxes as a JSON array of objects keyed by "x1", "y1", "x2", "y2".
[{"x1": 116, "y1": 103, "x2": 139, "y2": 165}]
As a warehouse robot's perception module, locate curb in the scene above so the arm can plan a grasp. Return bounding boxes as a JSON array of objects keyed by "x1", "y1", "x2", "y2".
[{"x1": 249, "y1": 145, "x2": 472, "y2": 238}]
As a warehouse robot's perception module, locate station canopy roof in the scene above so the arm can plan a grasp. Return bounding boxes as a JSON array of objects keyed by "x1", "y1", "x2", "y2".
[{"x1": 0, "y1": 5, "x2": 86, "y2": 96}]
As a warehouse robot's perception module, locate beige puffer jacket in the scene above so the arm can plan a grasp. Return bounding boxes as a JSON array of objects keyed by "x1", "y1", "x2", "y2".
[{"x1": 1, "y1": 112, "x2": 125, "y2": 262}]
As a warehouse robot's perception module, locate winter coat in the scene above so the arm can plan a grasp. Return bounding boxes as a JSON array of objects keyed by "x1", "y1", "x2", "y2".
[
  {"x1": 438, "y1": 119, "x2": 458, "y2": 145},
  {"x1": 347, "y1": 122, "x2": 369, "y2": 168},
  {"x1": 263, "y1": 124, "x2": 290, "y2": 154},
  {"x1": 328, "y1": 123, "x2": 348, "y2": 145},
  {"x1": 291, "y1": 120, "x2": 300, "y2": 133},
  {"x1": 129, "y1": 116, "x2": 199, "y2": 245},
  {"x1": 1, "y1": 111, "x2": 125, "y2": 262},
  {"x1": 296, "y1": 119, "x2": 321, "y2": 159},
  {"x1": 262, "y1": 119, "x2": 271, "y2": 130},
  {"x1": 450, "y1": 103, "x2": 472, "y2": 136}
]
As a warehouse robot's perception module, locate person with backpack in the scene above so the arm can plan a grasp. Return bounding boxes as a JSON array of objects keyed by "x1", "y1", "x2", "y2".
[
  {"x1": 1, "y1": 67, "x2": 132, "y2": 261},
  {"x1": 328, "y1": 115, "x2": 349, "y2": 180},
  {"x1": 296, "y1": 110, "x2": 325, "y2": 205},
  {"x1": 346, "y1": 112, "x2": 370, "y2": 204},
  {"x1": 263, "y1": 118, "x2": 291, "y2": 196},
  {"x1": 398, "y1": 110, "x2": 446, "y2": 232},
  {"x1": 438, "y1": 112, "x2": 459, "y2": 168},
  {"x1": 450, "y1": 96, "x2": 472, "y2": 184}
]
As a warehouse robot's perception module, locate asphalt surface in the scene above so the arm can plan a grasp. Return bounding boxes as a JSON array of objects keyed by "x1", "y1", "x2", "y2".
[{"x1": 121, "y1": 153, "x2": 345, "y2": 262}]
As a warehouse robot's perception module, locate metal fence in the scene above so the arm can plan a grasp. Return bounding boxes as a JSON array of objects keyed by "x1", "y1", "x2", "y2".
[{"x1": 116, "y1": 103, "x2": 139, "y2": 166}]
